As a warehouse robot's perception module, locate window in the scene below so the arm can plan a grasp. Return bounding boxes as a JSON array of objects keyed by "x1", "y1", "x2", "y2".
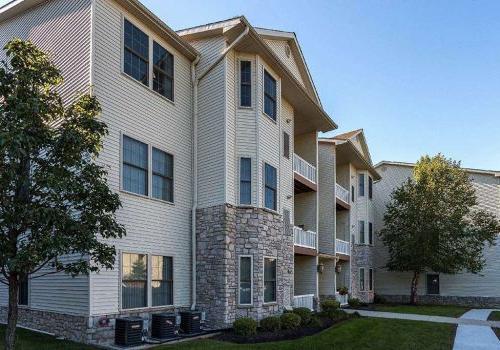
[
  {"x1": 240, "y1": 158, "x2": 252, "y2": 205},
  {"x1": 368, "y1": 222, "x2": 373, "y2": 245},
  {"x1": 152, "y1": 256, "x2": 173, "y2": 306},
  {"x1": 359, "y1": 268, "x2": 365, "y2": 291},
  {"x1": 283, "y1": 132, "x2": 290, "y2": 159},
  {"x1": 358, "y1": 174, "x2": 365, "y2": 197},
  {"x1": 351, "y1": 185, "x2": 355, "y2": 202},
  {"x1": 122, "y1": 253, "x2": 148, "y2": 309},
  {"x1": 369, "y1": 269, "x2": 374, "y2": 291},
  {"x1": 123, "y1": 136, "x2": 148, "y2": 196},
  {"x1": 264, "y1": 70, "x2": 277, "y2": 120},
  {"x1": 18, "y1": 278, "x2": 28, "y2": 306},
  {"x1": 359, "y1": 221, "x2": 365, "y2": 244},
  {"x1": 124, "y1": 19, "x2": 149, "y2": 86},
  {"x1": 264, "y1": 257, "x2": 277, "y2": 303},
  {"x1": 426, "y1": 274, "x2": 440, "y2": 295},
  {"x1": 239, "y1": 256, "x2": 253, "y2": 305},
  {"x1": 152, "y1": 148, "x2": 173, "y2": 202},
  {"x1": 240, "y1": 61, "x2": 251, "y2": 107},
  {"x1": 264, "y1": 163, "x2": 277, "y2": 211},
  {"x1": 153, "y1": 42, "x2": 174, "y2": 100},
  {"x1": 368, "y1": 176, "x2": 373, "y2": 199}
]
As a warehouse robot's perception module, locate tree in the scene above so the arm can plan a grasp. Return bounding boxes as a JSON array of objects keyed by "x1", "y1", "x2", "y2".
[
  {"x1": 379, "y1": 154, "x2": 500, "y2": 305},
  {"x1": 0, "y1": 39, "x2": 125, "y2": 350}
]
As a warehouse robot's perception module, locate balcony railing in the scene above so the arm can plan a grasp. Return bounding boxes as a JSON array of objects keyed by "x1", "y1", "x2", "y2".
[
  {"x1": 293, "y1": 294, "x2": 315, "y2": 310},
  {"x1": 335, "y1": 292, "x2": 349, "y2": 306},
  {"x1": 294, "y1": 226, "x2": 317, "y2": 249},
  {"x1": 336, "y1": 183, "x2": 350, "y2": 203},
  {"x1": 294, "y1": 153, "x2": 317, "y2": 184},
  {"x1": 335, "y1": 239, "x2": 350, "y2": 256}
]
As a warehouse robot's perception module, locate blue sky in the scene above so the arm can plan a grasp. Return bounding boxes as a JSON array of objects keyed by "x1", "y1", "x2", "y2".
[{"x1": 2, "y1": 0, "x2": 499, "y2": 170}]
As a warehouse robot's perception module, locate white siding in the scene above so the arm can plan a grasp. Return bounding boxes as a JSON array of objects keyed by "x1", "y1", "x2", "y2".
[
  {"x1": 89, "y1": 0, "x2": 193, "y2": 315},
  {"x1": 280, "y1": 99, "x2": 294, "y2": 219},
  {"x1": 374, "y1": 163, "x2": 500, "y2": 297},
  {"x1": 0, "y1": 0, "x2": 92, "y2": 315},
  {"x1": 318, "y1": 143, "x2": 335, "y2": 255},
  {"x1": 294, "y1": 255, "x2": 317, "y2": 295},
  {"x1": 263, "y1": 38, "x2": 304, "y2": 87}
]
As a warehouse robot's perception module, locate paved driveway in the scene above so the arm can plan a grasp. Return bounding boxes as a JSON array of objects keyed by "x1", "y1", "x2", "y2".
[{"x1": 453, "y1": 309, "x2": 500, "y2": 350}]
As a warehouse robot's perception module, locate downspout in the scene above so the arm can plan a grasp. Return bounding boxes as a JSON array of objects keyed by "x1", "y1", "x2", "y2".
[{"x1": 190, "y1": 26, "x2": 250, "y2": 311}]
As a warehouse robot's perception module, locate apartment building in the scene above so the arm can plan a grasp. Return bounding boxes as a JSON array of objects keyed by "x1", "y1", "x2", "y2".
[
  {"x1": 0, "y1": 0, "x2": 336, "y2": 344},
  {"x1": 318, "y1": 130, "x2": 381, "y2": 305},
  {"x1": 373, "y1": 161, "x2": 500, "y2": 307}
]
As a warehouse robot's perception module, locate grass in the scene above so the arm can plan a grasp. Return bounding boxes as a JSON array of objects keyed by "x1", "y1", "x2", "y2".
[
  {"x1": 488, "y1": 311, "x2": 500, "y2": 321},
  {"x1": 0, "y1": 317, "x2": 457, "y2": 350},
  {"x1": 368, "y1": 304, "x2": 469, "y2": 318}
]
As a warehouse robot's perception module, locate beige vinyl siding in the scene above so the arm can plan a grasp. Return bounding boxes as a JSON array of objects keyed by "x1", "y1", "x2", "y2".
[
  {"x1": 318, "y1": 258, "x2": 336, "y2": 296},
  {"x1": 374, "y1": 163, "x2": 500, "y2": 297},
  {"x1": 280, "y1": 99, "x2": 294, "y2": 219},
  {"x1": 318, "y1": 143, "x2": 336, "y2": 255},
  {"x1": 294, "y1": 255, "x2": 317, "y2": 295},
  {"x1": 225, "y1": 50, "x2": 236, "y2": 204},
  {"x1": 263, "y1": 38, "x2": 304, "y2": 87},
  {"x1": 0, "y1": 0, "x2": 92, "y2": 315},
  {"x1": 89, "y1": 0, "x2": 193, "y2": 315}
]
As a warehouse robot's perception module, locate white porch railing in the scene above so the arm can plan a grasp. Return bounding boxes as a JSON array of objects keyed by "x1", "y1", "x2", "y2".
[
  {"x1": 335, "y1": 239, "x2": 350, "y2": 256},
  {"x1": 293, "y1": 294, "x2": 315, "y2": 310},
  {"x1": 293, "y1": 153, "x2": 317, "y2": 184},
  {"x1": 294, "y1": 226, "x2": 317, "y2": 249},
  {"x1": 336, "y1": 183, "x2": 350, "y2": 203},
  {"x1": 335, "y1": 292, "x2": 349, "y2": 306}
]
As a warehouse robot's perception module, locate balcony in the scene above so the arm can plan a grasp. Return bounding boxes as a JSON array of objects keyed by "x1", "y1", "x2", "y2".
[
  {"x1": 293, "y1": 294, "x2": 315, "y2": 310},
  {"x1": 294, "y1": 226, "x2": 317, "y2": 255},
  {"x1": 294, "y1": 153, "x2": 317, "y2": 193},
  {"x1": 335, "y1": 183, "x2": 350, "y2": 210},
  {"x1": 335, "y1": 239, "x2": 350, "y2": 259}
]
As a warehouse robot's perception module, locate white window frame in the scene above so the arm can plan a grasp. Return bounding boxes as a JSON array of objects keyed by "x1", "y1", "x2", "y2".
[
  {"x1": 368, "y1": 222, "x2": 373, "y2": 245},
  {"x1": 238, "y1": 157, "x2": 252, "y2": 206},
  {"x1": 262, "y1": 67, "x2": 279, "y2": 122},
  {"x1": 120, "y1": 251, "x2": 149, "y2": 310},
  {"x1": 238, "y1": 255, "x2": 253, "y2": 306},
  {"x1": 151, "y1": 255, "x2": 174, "y2": 307},
  {"x1": 358, "y1": 173, "x2": 365, "y2": 197},
  {"x1": 263, "y1": 256, "x2": 277, "y2": 304},
  {"x1": 263, "y1": 162, "x2": 278, "y2": 212},
  {"x1": 359, "y1": 267, "x2": 365, "y2": 292},
  {"x1": 358, "y1": 220, "x2": 366, "y2": 244},
  {"x1": 238, "y1": 59, "x2": 253, "y2": 109}
]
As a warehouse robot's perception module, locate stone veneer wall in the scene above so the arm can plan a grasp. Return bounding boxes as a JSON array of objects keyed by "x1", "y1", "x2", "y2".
[
  {"x1": 377, "y1": 295, "x2": 500, "y2": 308},
  {"x1": 196, "y1": 204, "x2": 294, "y2": 329},
  {"x1": 351, "y1": 244, "x2": 375, "y2": 303}
]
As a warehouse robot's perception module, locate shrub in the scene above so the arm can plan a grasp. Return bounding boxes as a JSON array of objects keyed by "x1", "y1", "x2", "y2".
[
  {"x1": 280, "y1": 312, "x2": 301, "y2": 330},
  {"x1": 322, "y1": 309, "x2": 348, "y2": 321},
  {"x1": 321, "y1": 299, "x2": 340, "y2": 312},
  {"x1": 293, "y1": 307, "x2": 312, "y2": 325},
  {"x1": 309, "y1": 315, "x2": 323, "y2": 328},
  {"x1": 348, "y1": 297, "x2": 361, "y2": 307},
  {"x1": 373, "y1": 294, "x2": 386, "y2": 304},
  {"x1": 349, "y1": 311, "x2": 362, "y2": 319},
  {"x1": 260, "y1": 316, "x2": 281, "y2": 332},
  {"x1": 233, "y1": 317, "x2": 257, "y2": 337},
  {"x1": 338, "y1": 286, "x2": 349, "y2": 296}
]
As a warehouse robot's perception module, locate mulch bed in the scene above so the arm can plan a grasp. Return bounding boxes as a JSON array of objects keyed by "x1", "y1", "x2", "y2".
[{"x1": 214, "y1": 317, "x2": 344, "y2": 344}]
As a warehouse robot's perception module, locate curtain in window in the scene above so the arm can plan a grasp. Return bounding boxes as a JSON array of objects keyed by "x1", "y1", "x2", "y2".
[
  {"x1": 152, "y1": 256, "x2": 173, "y2": 306},
  {"x1": 240, "y1": 158, "x2": 251, "y2": 204},
  {"x1": 122, "y1": 253, "x2": 148, "y2": 309},
  {"x1": 239, "y1": 257, "x2": 252, "y2": 304},
  {"x1": 123, "y1": 136, "x2": 148, "y2": 195},
  {"x1": 152, "y1": 148, "x2": 173, "y2": 202},
  {"x1": 264, "y1": 258, "x2": 277, "y2": 302}
]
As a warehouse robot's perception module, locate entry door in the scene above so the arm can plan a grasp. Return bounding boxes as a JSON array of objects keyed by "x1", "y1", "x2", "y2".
[{"x1": 426, "y1": 274, "x2": 440, "y2": 295}]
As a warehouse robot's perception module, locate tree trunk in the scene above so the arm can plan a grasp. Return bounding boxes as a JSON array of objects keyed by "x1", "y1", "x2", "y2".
[
  {"x1": 410, "y1": 271, "x2": 420, "y2": 305},
  {"x1": 5, "y1": 275, "x2": 19, "y2": 350}
]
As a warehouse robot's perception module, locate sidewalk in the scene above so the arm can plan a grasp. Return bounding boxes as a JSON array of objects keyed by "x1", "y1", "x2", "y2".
[{"x1": 453, "y1": 309, "x2": 500, "y2": 350}]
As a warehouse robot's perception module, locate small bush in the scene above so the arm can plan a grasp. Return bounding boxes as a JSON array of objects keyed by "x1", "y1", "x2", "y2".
[
  {"x1": 233, "y1": 317, "x2": 257, "y2": 337},
  {"x1": 260, "y1": 316, "x2": 281, "y2": 332},
  {"x1": 293, "y1": 307, "x2": 312, "y2": 325},
  {"x1": 373, "y1": 294, "x2": 386, "y2": 304},
  {"x1": 309, "y1": 315, "x2": 323, "y2": 328},
  {"x1": 321, "y1": 299, "x2": 340, "y2": 312},
  {"x1": 322, "y1": 309, "x2": 348, "y2": 321},
  {"x1": 349, "y1": 311, "x2": 362, "y2": 319},
  {"x1": 280, "y1": 312, "x2": 301, "y2": 330},
  {"x1": 338, "y1": 286, "x2": 349, "y2": 296},
  {"x1": 348, "y1": 297, "x2": 361, "y2": 307}
]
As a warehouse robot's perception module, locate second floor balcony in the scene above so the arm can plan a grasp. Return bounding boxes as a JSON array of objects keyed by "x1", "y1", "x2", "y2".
[
  {"x1": 294, "y1": 153, "x2": 317, "y2": 193},
  {"x1": 335, "y1": 183, "x2": 350, "y2": 210},
  {"x1": 294, "y1": 226, "x2": 317, "y2": 254},
  {"x1": 335, "y1": 238, "x2": 350, "y2": 259}
]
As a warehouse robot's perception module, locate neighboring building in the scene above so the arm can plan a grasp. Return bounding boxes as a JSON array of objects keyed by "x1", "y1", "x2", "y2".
[
  {"x1": 0, "y1": 0, "x2": 336, "y2": 345},
  {"x1": 318, "y1": 130, "x2": 381, "y2": 305},
  {"x1": 373, "y1": 161, "x2": 500, "y2": 307}
]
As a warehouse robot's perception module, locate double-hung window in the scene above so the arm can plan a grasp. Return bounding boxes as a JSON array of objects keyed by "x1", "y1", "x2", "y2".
[
  {"x1": 153, "y1": 42, "x2": 174, "y2": 100},
  {"x1": 124, "y1": 19, "x2": 149, "y2": 86},
  {"x1": 359, "y1": 267, "x2": 365, "y2": 291},
  {"x1": 123, "y1": 136, "x2": 148, "y2": 196},
  {"x1": 239, "y1": 256, "x2": 252, "y2": 305},
  {"x1": 240, "y1": 61, "x2": 252, "y2": 107},
  {"x1": 122, "y1": 253, "x2": 148, "y2": 309},
  {"x1": 351, "y1": 185, "x2": 355, "y2": 202},
  {"x1": 152, "y1": 256, "x2": 173, "y2": 306},
  {"x1": 152, "y1": 148, "x2": 173, "y2": 202},
  {"x1": 368, "y1": 222, "x2": 373, "y2": 245},
  {"x1": 264, "y1": 257, "x2": 277, "y2": 303},
  {"x1": 359, "y1": 174, "x2": 365, "y2": 197},
  {"x1": 283, "y1": 132, "x2": 290, "y2": 159},
  {"x1": 264, "y1": 70, "x2": 277, "y2": 120},
  {"x1": 369, "y1": 176, "x2": 373, "y2": 199},
  {"x1": 240, "y1": 158, "x2": 252, "y2": 205},
  {"x1": 369, "y1": 268, "x2": 374, "y2": 291},
  {"x1": 359, "y1": 221, "x2": 365, "y2": 244},
  {"x1": 18, "y1": 278, "x2": 28, "y2": 306},
  {"x1": 264, "y1": 163, "x2": 277, "y2": 211}
]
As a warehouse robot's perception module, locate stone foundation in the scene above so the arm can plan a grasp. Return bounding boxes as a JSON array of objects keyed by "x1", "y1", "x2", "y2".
[
  {"x1": 377, "y1": 294, "x2": 500, "y2": 308},
  {"x1": 196, "y1": 204, "x2": 294, "y2": 329}
]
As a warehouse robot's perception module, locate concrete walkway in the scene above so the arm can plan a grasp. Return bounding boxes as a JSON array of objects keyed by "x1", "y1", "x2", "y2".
[{"x1": 453, "y1": 309, "x2": 500, "y2": 350}]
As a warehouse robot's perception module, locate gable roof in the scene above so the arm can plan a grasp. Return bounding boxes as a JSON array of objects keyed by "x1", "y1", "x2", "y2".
[
  {"x1": 0, "y1": 0, "x2": 199, "y2": 61},
  {"x1": 375, "y1": 160, "x2": 500, "y2": 177},
  {"x1": 333, "y1": 129, "x2": 363, "y2": 141},
  {"x1": 332, "y1": 128, "x2": 373, "y2": 165}
]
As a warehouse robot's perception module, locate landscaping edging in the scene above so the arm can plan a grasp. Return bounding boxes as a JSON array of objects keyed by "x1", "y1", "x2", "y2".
[{"x1": 377, "y1": 295, "x2": 500, "y2": 308}]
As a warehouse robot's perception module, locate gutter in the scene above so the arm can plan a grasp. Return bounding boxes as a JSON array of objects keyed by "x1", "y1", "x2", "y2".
[{"x1": 190, "y1": 26, "x2": 250, "y2": 311}]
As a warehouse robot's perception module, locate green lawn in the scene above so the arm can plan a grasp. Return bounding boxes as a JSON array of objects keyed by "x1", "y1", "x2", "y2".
[
  {"x1": 0, "y1": 318, "x2": 456, "y2": 350},
  {"x1": 488, "y1": 311, "x2": 500, "y2": 321},
  {"x1": 368, "y1": 304, "x2": 469, "y2": 318},
  {"x1": 0, "y1": 327, "x2": 93, "y2": 350}
]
